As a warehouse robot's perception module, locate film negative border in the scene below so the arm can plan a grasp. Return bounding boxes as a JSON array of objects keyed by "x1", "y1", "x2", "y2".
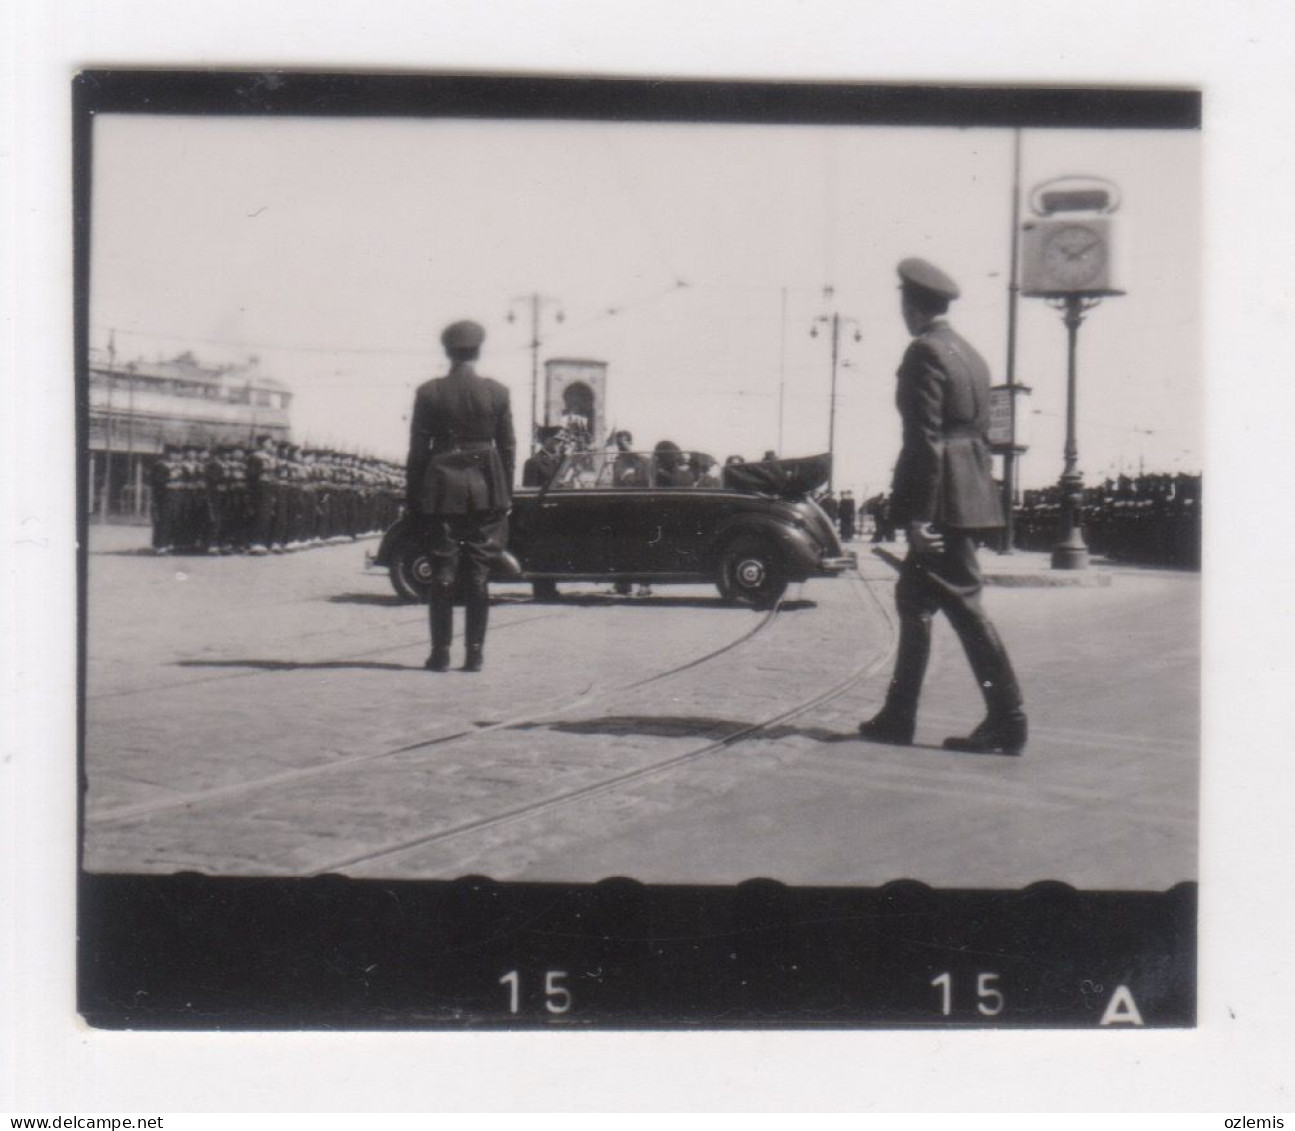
[{"x1": 80, "y1": 874, "x2": 1196, "y2": 1029}]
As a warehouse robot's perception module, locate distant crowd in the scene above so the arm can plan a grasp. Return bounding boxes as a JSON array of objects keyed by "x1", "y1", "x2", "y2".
[{"x1": 150, "y1": 437, "x2": 403, "y2": 555}]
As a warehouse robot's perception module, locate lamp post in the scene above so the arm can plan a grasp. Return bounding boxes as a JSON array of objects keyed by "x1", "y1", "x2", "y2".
[
  {"x1": 810, "y1": 305, "x2": 862, "y2": 493},
  {"x1": 100, "y1": 331, "x2": 117, "y2": 519},
  {"x1": 507, "y1": 293, "x2": 564, "y2": 452},
  {"x1": 1002, "y1": 128, "x2": 1023, "y2": 552},
  {"x1": 777, "y1": 286, "x2": 788, "y2": 456},
  {"x1": 124, "y1": 358, "x2": 138, "y2": 517}
]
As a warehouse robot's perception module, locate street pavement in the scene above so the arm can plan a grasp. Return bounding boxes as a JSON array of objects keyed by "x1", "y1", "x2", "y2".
[{"x1": 83, "y1": 525, "x2": 1198, "y2": 889}]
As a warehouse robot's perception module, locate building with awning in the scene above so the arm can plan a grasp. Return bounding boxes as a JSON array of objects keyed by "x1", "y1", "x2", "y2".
[{"x1": 88, "y1": 347, "x2": 292, "y2": 518}]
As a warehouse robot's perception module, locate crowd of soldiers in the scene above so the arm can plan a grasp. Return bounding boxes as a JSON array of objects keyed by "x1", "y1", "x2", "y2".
[
  {"x1": 1013, "y1": 472, "x2": 1202, "y2": 569},
  {"x1": 813, "y1": 473, "x2": 1201, "y2": 570},
  {"x1": 150, "y1": 436, "x2": 403, "y2": 555}
]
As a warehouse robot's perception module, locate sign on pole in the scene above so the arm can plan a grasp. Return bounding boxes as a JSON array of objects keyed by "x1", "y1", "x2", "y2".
[{"x1": 989, "y1": 384, "x2": 1031, "y2": 453}]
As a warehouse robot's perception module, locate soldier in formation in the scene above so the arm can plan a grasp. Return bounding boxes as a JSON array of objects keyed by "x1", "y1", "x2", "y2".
[
  {"x1": 1013, "y1": 472, "x2": 1201, "y2": 570},
  {"x1": 150, "y1": 439, "x2": 403, "y2": 555}
]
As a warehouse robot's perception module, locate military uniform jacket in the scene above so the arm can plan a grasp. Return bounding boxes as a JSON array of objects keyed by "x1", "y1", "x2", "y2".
[
  {"x1": 522, "y1": 449, "x2": 560, "y2": 488},
  {"x1": 406, "y1": 362, "x2": 516, "y2": 515},
  {"x1": 889, "y1": 320, "x2": 1004, "y2": 530}
]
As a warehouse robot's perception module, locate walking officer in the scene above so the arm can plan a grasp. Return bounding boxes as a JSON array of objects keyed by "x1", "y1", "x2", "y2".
[
  {"x1": 406, "y1": 319, "x2": 515, "y2": 672},
  {"x1": 858, "y1": 258, "x2": 1027, "y2": 755}
]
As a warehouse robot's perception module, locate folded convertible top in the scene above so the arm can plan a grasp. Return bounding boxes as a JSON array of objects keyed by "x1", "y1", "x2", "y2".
[{"x1": 721, "y1": 453, "x2": 831, "y2": 499}]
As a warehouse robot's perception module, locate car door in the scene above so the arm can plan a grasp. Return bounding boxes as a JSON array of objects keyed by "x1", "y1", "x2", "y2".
[
  {"x1": 614, "y1": 451, "x2": 722, "y2": 577},
  {"x1": 513, "y1": 452, "x2": 616, "y2": 575},
  {"x1": 599, "y1": 452, "x2": 666, "y2": 574}
]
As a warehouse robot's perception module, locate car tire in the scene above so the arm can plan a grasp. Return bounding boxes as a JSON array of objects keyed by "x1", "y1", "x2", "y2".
[
  {"x1": 718, "y1": 536, "x2": 788, "y2": 608},
  {"x1": 390, "y1": 542, "x2": 434, "y2": 603},
  {"x1": 532, "y1": 579, "x2": 560, "y2": 601}
]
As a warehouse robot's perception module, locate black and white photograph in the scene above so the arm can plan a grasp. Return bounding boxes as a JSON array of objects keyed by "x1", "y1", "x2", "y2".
[
  {"x1": 8, "y1": 0, "x2": 1295, "y2": 1115},
  {"x1": 73, "y1": 72, "x2": 1200, "y2": 1030}
]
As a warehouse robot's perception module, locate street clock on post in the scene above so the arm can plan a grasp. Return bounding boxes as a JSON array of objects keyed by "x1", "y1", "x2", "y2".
[
  {"x1": 1020, "y1": 177, "x2": 1121, "y2": 297},
  {"x1": 1019, "y1": 175, "x2": 1125, "y2": 570},
  {"x1": 1022, "y1": 217, "x2": 1112, "y2": 294}
]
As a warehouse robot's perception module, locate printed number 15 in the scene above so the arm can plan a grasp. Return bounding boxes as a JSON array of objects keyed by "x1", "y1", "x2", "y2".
[
  {"x1": 930, "y1": 971, "x2": 1005, "y2": 1017},
  {"x1": 499, "y1": 970, "x2": 573, "y2": 1015}
]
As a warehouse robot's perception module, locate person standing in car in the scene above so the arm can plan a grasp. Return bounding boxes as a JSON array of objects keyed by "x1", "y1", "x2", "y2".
[
  {"x1": 406, "y1": 319, "x2": 515, "y2": 673},
  {"x1": 858, "y1": 258, "x2": 1027, "y2": 755}
]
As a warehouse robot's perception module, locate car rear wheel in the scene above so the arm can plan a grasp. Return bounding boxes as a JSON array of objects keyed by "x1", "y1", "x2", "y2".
[
  {"x1": 718, "y1": 536, "x2": 788, "y2": 608},
  {"x1": 390, "y1": 542, "x2": 433, "y2": 603}
]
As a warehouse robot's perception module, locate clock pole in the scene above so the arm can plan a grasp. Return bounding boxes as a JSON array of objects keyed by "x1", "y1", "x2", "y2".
[
  {"x1": 1049, "y1": 293, "x2": 1102, "y2": 569},
  {"x1": 1021, "y1": 174, "x2": 1125, "y2": 571}
]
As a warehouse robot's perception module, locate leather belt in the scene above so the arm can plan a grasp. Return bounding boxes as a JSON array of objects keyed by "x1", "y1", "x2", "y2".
[{"x1": 434, "y1": 439, "x2": 495, "y2": 453}]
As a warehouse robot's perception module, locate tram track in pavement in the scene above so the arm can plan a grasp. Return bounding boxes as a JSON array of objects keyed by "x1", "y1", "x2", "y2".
[
  {"x1": 303, "y1": 571, "x2": 897, "y2": 876},
  {"x1": 86, "y1": 590, "x2": 796, "y2": 829}
]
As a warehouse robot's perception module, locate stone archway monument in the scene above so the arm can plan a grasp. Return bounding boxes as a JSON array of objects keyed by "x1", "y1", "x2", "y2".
[{"x1": 544, "y1": 357, "x2": 607, "y2": 447}]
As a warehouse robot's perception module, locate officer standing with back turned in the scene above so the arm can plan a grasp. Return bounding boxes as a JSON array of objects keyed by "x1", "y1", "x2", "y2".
[
  {"x1": 858, "y1": 259, "x2": 1027, "y2": 755},
  {"x1": 406, "y1": 320, "x2": 516, "y2": 672}
]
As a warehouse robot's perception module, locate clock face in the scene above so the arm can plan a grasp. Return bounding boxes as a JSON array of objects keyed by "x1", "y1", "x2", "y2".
[{"x1": 1041, "y1": 223, "x2": 1108, "y2": 289}]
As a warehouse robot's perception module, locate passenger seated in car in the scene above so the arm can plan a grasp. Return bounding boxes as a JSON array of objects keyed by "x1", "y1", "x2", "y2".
[
  {"x1": 612, "y1": 430, "x2": 650, "y2": 487},
  {"x1": 696, "y1": 453, "x2": 722, "y2": 488},
  {"x1": 654, "y1": 440, "x2": 692, "y2": 488},
  {"x1": 522, "y1": 430, "x2": 565, "y2": 487}
]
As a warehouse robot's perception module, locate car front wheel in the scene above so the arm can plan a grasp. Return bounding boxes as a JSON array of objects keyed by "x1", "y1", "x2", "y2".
[
  {"x1": 390, "y1": 542, "x2": 434, "y2": 602},
  {"x1": 718, "y1": 536, "x2": 788, "y2": 608}
]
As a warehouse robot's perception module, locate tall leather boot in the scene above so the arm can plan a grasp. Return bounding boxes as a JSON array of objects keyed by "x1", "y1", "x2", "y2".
[
  {"x1": 425, "y1": 584, "x2": 453, "y2": 672},
  {"x1": 463, "y1": 590, "x2": 488, "y2": 672},
  {"x1": 859, "y1": 611, "x2": 930, "y2": 745},
  {"x1": 944, "y1": 615, "x2": 1027, "y2": 754}
]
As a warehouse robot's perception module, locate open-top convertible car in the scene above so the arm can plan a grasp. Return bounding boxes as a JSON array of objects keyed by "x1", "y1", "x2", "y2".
[{"x1": 371, "y1": 449, "x2": 856, "y2": 607}]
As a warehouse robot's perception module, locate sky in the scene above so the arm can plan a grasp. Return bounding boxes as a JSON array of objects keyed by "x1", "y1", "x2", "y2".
[{"x1": 90, "y1": 112, "x2": 1200, "y2": 495}]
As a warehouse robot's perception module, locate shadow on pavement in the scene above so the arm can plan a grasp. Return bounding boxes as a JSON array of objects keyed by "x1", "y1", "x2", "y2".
[
  {"x1": 328, "y1": 592, "x2": 552, "y2": 608},
  {"x1": 528, "y1": 594, "x2": 818, "y2": 611},
  {"x1": 331, "y1": 591, "x2": 819, "y2": 611},
  {"x1": 855, "y1": 735, "x2": 1022, "y2": 759},
  {"x1": 511, "y1": 714, "x2": 853, "y2": 743},
  {"x1": 177, "y1": 659, "x2": 414, "y2": 672}
]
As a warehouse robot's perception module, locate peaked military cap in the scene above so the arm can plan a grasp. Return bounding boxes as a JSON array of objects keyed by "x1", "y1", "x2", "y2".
[
  {"x1": 441, "y1": 320, "x2": 486, "y2": 350},
  {"x1": 897, "y1": 257, "x2": 961, "y2": 301}
]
